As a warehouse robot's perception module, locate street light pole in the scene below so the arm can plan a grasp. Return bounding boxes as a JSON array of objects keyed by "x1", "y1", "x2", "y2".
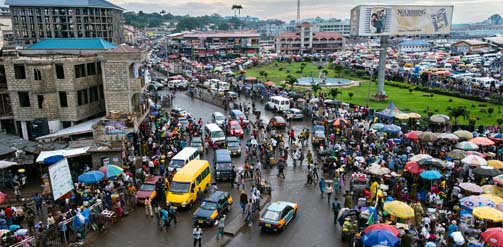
[{"x1": 366, "y1": 68, "x2": 373, "y2": 108}]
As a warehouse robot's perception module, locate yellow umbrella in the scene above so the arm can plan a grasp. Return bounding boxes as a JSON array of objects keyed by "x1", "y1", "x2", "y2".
[
  {"x1": 383, "y1": 201, "x2": 415, "y2": 219},
  {"x1": 408, "y1": 112, "x2": 422, "y2": 119},
  {"x1": 488, "y1": 160, "x2": 503, "y2": 170},
  {"x1": 481, "y1": 194, "x2": 503, "y2": 205},
  {"x1": 483, "y1": 185, "x2": 503, "y2": 197},
  {"x1": 473, "y1": 206, "x2": 503, "y2": 222},
  {"x1": 395, "y1": 113, "x2": 410, "y2": 120}
]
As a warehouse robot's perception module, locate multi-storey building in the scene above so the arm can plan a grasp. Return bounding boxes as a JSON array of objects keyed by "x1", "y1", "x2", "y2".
[
  {"x1": 180, "y1": 31, "x2": 260, "y2": 58},
  {"x1": 314, "y1": 19, "x2": 351, "y2": 36},
  {"x1": 275, "y1": 22, "x2": 344, "y2": 54},
  {"x1": 5, "y1": 0, "x2": 124, "y2": 45},
  {"x1": 2, "y1": 38, "x2": 145, "y2": 140}
]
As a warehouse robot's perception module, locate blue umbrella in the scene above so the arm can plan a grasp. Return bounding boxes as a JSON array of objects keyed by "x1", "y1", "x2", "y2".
[
  {"x1": 44, "y1": 155, "x2": 64, "y2": 165},
  {"x1": 78, "y1": 171, "x2": 105, "y2": 184},
  {"x1": 362, "y1": 229, "x2": 400, "y2": 247},
  {"x1": 380, "y1": 124, "x2": 401, "y2": 134},
  {"x1": 420, "y1": 170, "x2": 443, "y2": 180}
]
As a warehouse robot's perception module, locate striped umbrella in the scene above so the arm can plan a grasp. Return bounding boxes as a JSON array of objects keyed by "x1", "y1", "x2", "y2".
[
  {"x1": 456, "y1": 141, "x2": 479, "y2": 151},
  {"x1": 462, "y1": 155, "x2": 488, "y2": 167}
]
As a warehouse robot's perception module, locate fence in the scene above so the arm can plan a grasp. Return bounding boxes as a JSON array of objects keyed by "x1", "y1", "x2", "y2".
[{"x1": 10, "y1": 237, "x2": 36, "y2": 247}]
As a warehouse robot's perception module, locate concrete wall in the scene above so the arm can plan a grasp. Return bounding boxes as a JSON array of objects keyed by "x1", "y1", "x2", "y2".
[{"x1": 90, "y1": 151, "x2": 124, "y2": 170}]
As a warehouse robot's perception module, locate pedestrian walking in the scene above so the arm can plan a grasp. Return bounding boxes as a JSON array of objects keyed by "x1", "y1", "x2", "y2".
[
  {"x1": 160, "y1": 207, "x2": 169, "y2": 231},
  {"x1": 154, "y1": 204, "x2": 162, "y2": 225},
  {"x1": 144, "y1": 197, "x2": 153, "y2": 217},
  {"x1": 277, "y1": 161, "x2": 285, "y2": 178},
  {"x1": 245, "y1": 199, "x2": 253, "y2": 226},
  {"x1": 240, "y1": 191, "x2": 248, "y2": 214},
  {"x1": 33, "y1": 193, "x2": 43, "y2": 216},
  {"x1": 167, "y1": 204, "x2": 177, "y2": 225},
  {"x1": 193, "y1": 225, "x2": 203, "y2": 247},
  {"x1": 326, "y1": 184, "x2": 334, "y2": 204},
  {"x1": 319, "y1": 177, "x2": 326, "y2": 198},
  {"x1": 216, "y1": 214, "x2": 226, "y2": 240}
]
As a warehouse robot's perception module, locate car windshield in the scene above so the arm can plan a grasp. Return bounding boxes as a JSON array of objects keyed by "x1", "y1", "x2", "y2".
[
  {"x1": 215, "y1": 115, "x2": 225, "y2": 121},
  {"x1": 170, "y1": 182, "x2": 190, "y2": 193},
  {"x1": 212, "y1": 131, "x2": 225, "y2": 138},
  {"x1": 170, "y1": 159, "x2": 185, "y2": 168},
  {"x1": 191, "y1": 142, "x2": 201, "y2": 147},
  {"x1": 200, "y1": 201, "x2": 218, "y2": 210},
  {"x1": 140, "y1": 184, "x2": 156, "y2": 191},
  {"x1": 227, "y1": 141, "x2": 239, "y2": 147},
  {"x1": 231, "y1": 124, "x2": 241, "y2": 130},
  {"x1": 216, "y1": 163, "x2": 233, "y2": 170},
  {"x1": 263, "y1": 210, "x2": 281, "y2": 221}
]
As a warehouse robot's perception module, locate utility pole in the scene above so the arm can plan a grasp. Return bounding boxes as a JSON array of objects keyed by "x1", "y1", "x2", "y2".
[{"x1": 296, "y1": 0, "x2": 300, "y2": 25}]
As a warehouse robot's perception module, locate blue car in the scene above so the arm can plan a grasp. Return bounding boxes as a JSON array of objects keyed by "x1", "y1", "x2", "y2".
[
  {"x1": 192, "y1": 191, "x2": 233, "y2": 225},
  {"x1": 259, "y1": 201, "x2": 298, "y2": 232}
]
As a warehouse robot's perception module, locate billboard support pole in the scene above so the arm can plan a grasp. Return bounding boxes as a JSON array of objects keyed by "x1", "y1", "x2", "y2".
[{"x1": 376, "y1": 35, "x2": 388, "y2": 99}]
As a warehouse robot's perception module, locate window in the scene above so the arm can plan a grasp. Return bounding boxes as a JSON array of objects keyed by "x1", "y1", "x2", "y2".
[
  {"x1": 98, "y1": 85, "x2": 104, "y2": 99},
  {"x1": 14, "y1": 64, "x2": 26, "y2": 79},
  {"x1": 196, "y1": 174, "x2": 202, "y2": 185},
  {"x1": 74, "y1": 64, "x2": 86, "y2": 78},
  {"x1": 37, "y1": 95, "x2": 44, "y2": 109},
  {"x1": 89, "y1": 86, "x2": 98, "y2": 102},
  {"x1": 55, "y1": 64, "x2": 64, "y2": 79},
  {"x1": 18, "y1": 92, "x2": 30, "y2": 107},
  {"x1": 77, "y1": 89, "x2": 88, "y2": 105},
  {"x1": 33, "y1": 69, "x2": 42, "y2": 80},
  {"x1": 83, "y1": 90, "x2": 88, "y2": 104},
  {"x1": 59, "y1": 91, "x2": 68, "y2": 107},
  {"x1": 96, "y1": 62, "x2": 101, "y2": 74},
  {"x1": 86, "y1": 63, "x2": 96, "y2": 75}
]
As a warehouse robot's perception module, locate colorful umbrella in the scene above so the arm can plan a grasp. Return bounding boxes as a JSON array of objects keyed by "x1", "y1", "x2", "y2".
[
  {"x1": 99, "y1": 165, "x2": 124, "y2": 179},
  {"x1": 460, "y1": 195, "x2": 497, "y2": 210},
  {"x1": 474, "y1": 166, "x2": 502, "y2": 177},
  {"x1": 481, "y1": 228, "x2": 503, "y2": 247},
  {"x1": 363, "y1": 224, "x2": 400, "y2": 236},
  {"x1": 407, "y1": 112, "x2": 422, "y2": 119},
  {"x1": 405, "y1": 161, "x2": 424, "y2": 175},
  {"x1": 78, "y1": 171, "x2": 105, "y2": 184},
  {"x1": 494, "y1": 175, "x2": 503, "y2": 185},
  {"x1": 418, "y1": 158, "x2": 446, "y2": 168},
  {"x1": 456, "y1": 141, "x2": 479, "y2": 151},
  {"x1": 430, "y1": 114, "x2": 450, "y2": 124},
  {"x1": 470, "y1": 137, "x2": 496, "y2": 146},
  {"x1": 420, "y1": 170, "x2": 443, "y2": 180},
  {"x1": 459, "y1": 182, "x2": 484, "y2": 193},
  {"x1": 466, "y1": 151, "x2": 487, "y2": 158},
  {"x1": 366, "y1": 163, "x2": 391, "y2": 175},
  {"x1": 462, "y1": 155, "x2": 487, "y2": 167},
  {"x1": 410, "y1": 154, "x2": 433, "y2": 162},
  {"x1": 483, "y1": 185, "x2": 503, "y2": 197},
  {"x1": 0, "y1": 192, "x2": 7, "y2": 204},
  {"x1": 380, "y1": 124, "x2": 401, "y2": 134},
  {"x1": 447, "y1": 149, "x2": 467, "y2": 160},
  {"x1": 371, "y1": 123, "x2": 384, "y2": 130},
  {"x1": 332, "y1": 118, "x2": 348, "y2": 127},
  {"x1": 454, "y1": 130, "x2": 474, "y2": 140},
  {"x1": 473, "y1": 206, "x2": 503, "y2": 222},
  {"x1": 488, "y1": 160, "x2": 503, "y2": 170},
  {"x1": 489, "y1": 133, "x2": 503, "y2": 143},
  {"x1": 418, "y1": 131, "x2": 438, "y2": 142},
  {"x1": 383, "y1": 201, "x2": 415, "y2": 219},
  {"x1": 481, "y1": 194, "x2": 503, "y2": 205},
  {"x1": 362, "y1": 229, "x2": 400, "y2": 247},
  {"x1": 394, "y1": 113, "x2": 410, "y2": 120},
  {"x1": 404, "y1": 131, "x2": 421, "y2": 141},
  {"x1": 438, "y1": 133, "x2": 460, "y2": 141}
]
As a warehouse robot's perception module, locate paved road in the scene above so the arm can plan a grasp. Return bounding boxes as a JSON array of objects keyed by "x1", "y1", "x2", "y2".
[{"x1": 91, "y1": 89, "x2": 348, "y2": 247}]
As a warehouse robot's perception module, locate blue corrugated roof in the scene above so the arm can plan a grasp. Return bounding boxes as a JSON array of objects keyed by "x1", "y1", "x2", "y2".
[
  {"x1": 399, "y1": 40, "x2": 431, "y2": 46},
  {"x1": 27, "y1": 38, "x2": 117, "y2": 50},
  {"x1": 5, "y1": 0, "x2": 124, "y2": 10}
]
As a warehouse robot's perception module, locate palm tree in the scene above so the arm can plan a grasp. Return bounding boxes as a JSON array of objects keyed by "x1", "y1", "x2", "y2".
[
  {"x1": 160, "y1": 10, "x2": 166, "y2": 16},
  {"x1": 447, "y1": 106, "x2": 470, "y2": 125},
  {"x1": 286, "y1": 75, "x2": 297, "y2": 90},
  {"x1": 311, "y1": 84, "x2": 321, "y2": 97},
  {"x1": 232, "y1": 5, "x2": 243, "y2": 17}
]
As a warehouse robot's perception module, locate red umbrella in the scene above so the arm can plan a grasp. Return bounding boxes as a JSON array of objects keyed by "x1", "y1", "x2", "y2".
[
  {"x1": 405, "y1": 161, "x2": 425, "y2": 175},
  {"x1": 363, "y1": 224, "x2": 400, "y2": 236},
  {"x1": 264, "y1": 81, "x2": 274, "y2": 87},
  {"x1": 481, "y1": 227, "x2": 503, "y2": 247},
  {"x1": 404, "y1": 131, "x2": 421, "y2": 141},
  {"x1": 333, "y1": 118, "x2": 348, "y2": 127}
]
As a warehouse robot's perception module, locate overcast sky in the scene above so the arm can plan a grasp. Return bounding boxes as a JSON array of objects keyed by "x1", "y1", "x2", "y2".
[{"x1": 115, "y1": 0, "x2": 502, "y2": 23}]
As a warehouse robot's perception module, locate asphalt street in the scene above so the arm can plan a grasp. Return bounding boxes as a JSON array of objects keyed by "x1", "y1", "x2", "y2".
[{"x1": 91, "y1": 89, "x2": 348, "y2": 247}]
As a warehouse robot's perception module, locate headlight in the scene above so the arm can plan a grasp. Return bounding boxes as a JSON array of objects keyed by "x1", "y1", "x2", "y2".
[
  {"x1": 182, "y1": 202, "x2": 187, "y2": 206},
  {"x1": 216, "y1": 172, "x2": 221, "y2": 175}
]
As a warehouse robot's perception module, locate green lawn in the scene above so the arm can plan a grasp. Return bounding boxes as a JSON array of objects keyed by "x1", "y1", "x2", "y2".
[{"x1": 246, "y1": 62, "x2": 502, "y2": 126}]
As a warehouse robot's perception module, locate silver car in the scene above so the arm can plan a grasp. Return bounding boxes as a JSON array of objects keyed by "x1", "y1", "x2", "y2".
[
  {"x1": 285, "y1": 108, "x2": 304, "y2": 120},
  {"x1": 212, "y1": 112, "x2": 226, "y2": 127}
]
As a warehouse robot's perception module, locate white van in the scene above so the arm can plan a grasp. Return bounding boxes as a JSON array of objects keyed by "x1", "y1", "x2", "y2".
[
  {"x1": 218, "y1": 81, "x2": 230, "y2": 91},
  {"x1": 168, "y1": 147, "x2": 201, "y2": 172},
  {"x1": 204, "y1": 79, "x2": 220, "y2": 89},
  {"x1": 204, "y1": 123, "x2": 226, "y2": 146},
  {"x1": 265, "y1": 96, "x2": 291, "y2": 112}
]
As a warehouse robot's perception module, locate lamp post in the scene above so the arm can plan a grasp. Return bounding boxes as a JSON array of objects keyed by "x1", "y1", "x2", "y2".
[{"x1": 366, "y1": 67, "x2": 374, "y2": 108}]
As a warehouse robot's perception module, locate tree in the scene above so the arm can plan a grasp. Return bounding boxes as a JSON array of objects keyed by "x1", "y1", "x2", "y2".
[
  {"x1": 312, "y1": 84, "x2": 322, "y2": 97},
  {"x1": 263, "y1": 72, "x2": 268, "y2": 80},
  {"x1": 300, "y1": 62, "x2": 307, "y2": 73},
  {"x1": 285, "y1": 75, "x2": 297, "y2": 89},
  {"x1": 160, "y1": 10, "x2": 166, "y2": 16},
  {"x1": 348, "y1": 92, "x2": 354, "y2": 100},
  {"x1": 497, "y1": 118, "x2": 503, "y2": 126},
  {"x1": 447, "y1": 106, "x2": 470, "y2": 125},
  {"x1": 488, "y1": 107, "x2": 495, "y2": 116},
  {"x1": 329, "y1": 88, "x2": 341, "y2": 99},
  {"x1": 408, "y1": 88, "x2": 414, "y2": 94}
]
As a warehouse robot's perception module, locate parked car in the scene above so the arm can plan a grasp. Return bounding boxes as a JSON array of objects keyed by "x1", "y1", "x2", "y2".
[
  {"x1": 229, "y1": 110, "x2": 249, "y2": 124},
  {"x1": 192, "y1": 191, "x2": 233, "y2": 225},
  {"x1": 269, "y1": 116, "x2": 287, "y2": 128},
  {"x1": 190, "y1": 137, "x2": 204, "y2": 153},
  {"x1": 211, "y1": 112, "x2": 226, "y2": 127},
  {"x1": 224, "y1": 91, "x2": 238, "y2": 99},
  {"x1": 228, "y1": 120, "x2": 244, "y2": 137},
  {"x1": 259, "y1": 201, "x2": 298, "y2": 232},
  {"x1": 284, "y1": 108, "x2": 304, "y2": 120},
  {"x1": 135, "y1": 176, "x2": 162, "y2": 204},
  {"x1": 226, "y1": 136, "x2": 241, "y2": 156}
]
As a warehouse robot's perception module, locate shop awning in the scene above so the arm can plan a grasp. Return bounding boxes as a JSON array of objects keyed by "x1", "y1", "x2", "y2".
[
  {"x1": 36, "y1": 118, "x2": 101, "y2": 140},
  {"x1": 36, "y1": 146, "x2": 91, "y2": 163},
  {"x1": 0, "y1": 160, "x2": 17, "y2": 169}
]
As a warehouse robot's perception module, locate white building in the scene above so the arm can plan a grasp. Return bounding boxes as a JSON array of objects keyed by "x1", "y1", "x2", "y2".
[{"x1": 398, "y1": 40, "x2": 432, "y2": 53}]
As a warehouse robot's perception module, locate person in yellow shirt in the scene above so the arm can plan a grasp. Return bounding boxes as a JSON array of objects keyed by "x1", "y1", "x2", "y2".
[{"x1": 369, "y1": 180, "x2": 379, "y2": 204}]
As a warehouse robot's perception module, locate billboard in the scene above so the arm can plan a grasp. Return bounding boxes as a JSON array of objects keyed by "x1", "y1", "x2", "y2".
[
  {"x1": 48, "y1": 158, "x2": 74, "y2": 200},
  {"x1": 350, "y1": 5, "x2": 453, "y2": 36},
  {"x1": 104, "y1": 120, "x2": 126, "y2": 135}
]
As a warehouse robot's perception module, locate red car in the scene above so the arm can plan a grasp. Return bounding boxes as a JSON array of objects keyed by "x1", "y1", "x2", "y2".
[
  {"x1": 269, "y1": 116, "x2": 287, "y2": 128},
  {"x1": 136, "y1": 176, "x2": 162, "y2": 204},
  {"x1": 228, "y1": 120, "x2": 244, "y2": 137}
]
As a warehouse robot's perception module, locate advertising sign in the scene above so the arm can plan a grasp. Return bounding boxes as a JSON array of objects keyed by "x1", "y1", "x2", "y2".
[
  {"x1": 350, "y1": 5, "x2": 453, "y2": 36},
  {"x1": 48, "y1": 158, "x2": 74, "y2": 200},
  {"x1": 104, "y1": 120, "x2": 126, "y2": 135}
]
